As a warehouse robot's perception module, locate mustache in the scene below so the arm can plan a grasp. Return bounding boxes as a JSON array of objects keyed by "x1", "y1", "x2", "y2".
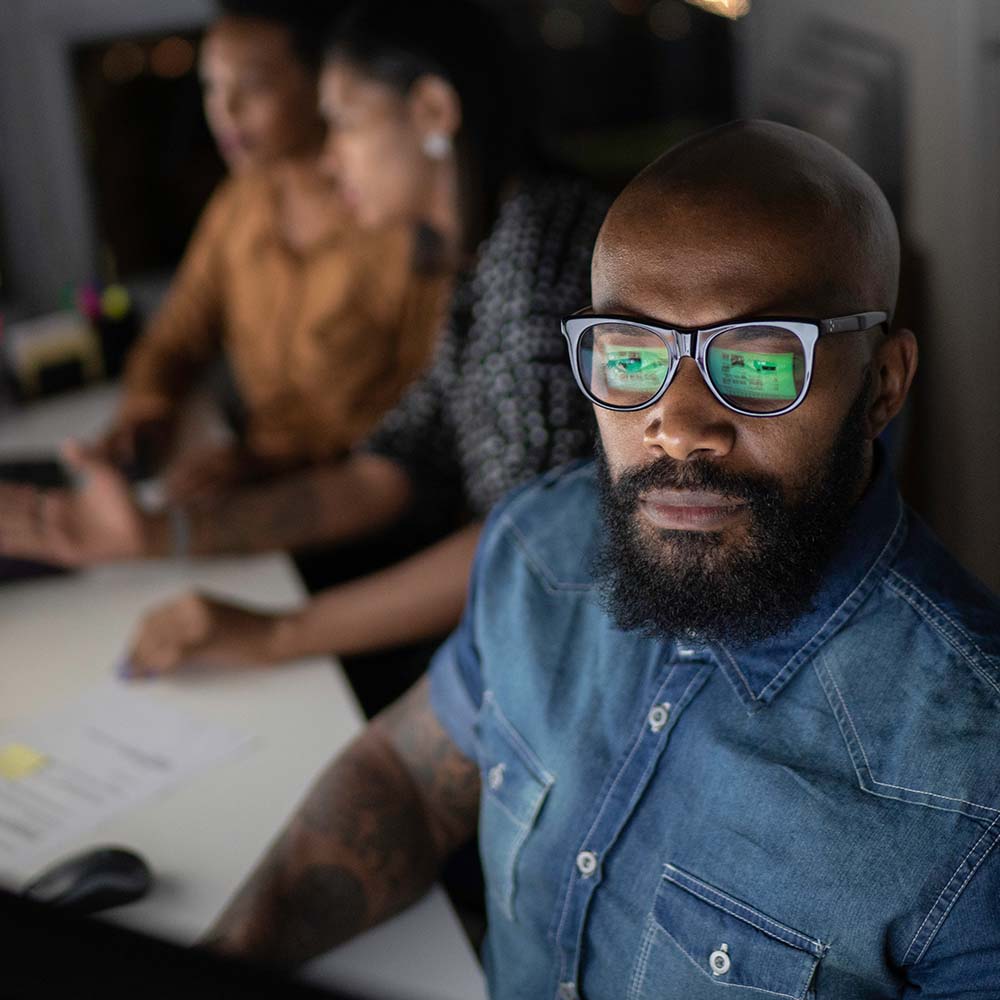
[{"x1": 602, "y1": 452, "x2": 785, "y2": 512}]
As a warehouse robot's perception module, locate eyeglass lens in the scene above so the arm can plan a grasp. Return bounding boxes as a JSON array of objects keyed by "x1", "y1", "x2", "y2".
[{"x1": 578, "y1": 323, "x2": 808, "y2": 414}]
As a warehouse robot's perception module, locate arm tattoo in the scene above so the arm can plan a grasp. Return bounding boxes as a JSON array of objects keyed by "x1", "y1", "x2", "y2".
[
  {"x1": 376, "y1": 676, "x2": 481, "y2": 855},
  {"x1": 208, "y1": 677, "x2": 479, "y2": 966},
  {"x1": 190, "y1": 472, "x2": 326, "y2": 554},
  {"x1": 262, "y1": 865, "x2": 366, "y2": 960}
]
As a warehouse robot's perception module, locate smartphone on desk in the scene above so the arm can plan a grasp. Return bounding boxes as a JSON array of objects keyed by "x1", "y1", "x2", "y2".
[{"x1": 0, "y1": 456, "x2": 74, "y2": 583}]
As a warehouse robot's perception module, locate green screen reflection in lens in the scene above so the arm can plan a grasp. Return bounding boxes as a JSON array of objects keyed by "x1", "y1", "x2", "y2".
[
  {"x1": 707, "y1": 348, "x2": 797, "y2": 400},
  {"x1": 604, "y1": 345, "x2": 669, "y2": 392}
]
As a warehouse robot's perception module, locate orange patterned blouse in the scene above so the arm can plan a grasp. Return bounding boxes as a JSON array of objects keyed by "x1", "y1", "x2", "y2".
[{"x1": 121, "y1": 167, "x2": 449, "y2": 461}]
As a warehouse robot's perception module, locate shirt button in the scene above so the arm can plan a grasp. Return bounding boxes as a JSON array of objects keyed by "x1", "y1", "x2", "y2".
[
  {"x1": 488, "y1": 762, "x2": 506, "y2": 791},
  {"x1": 576, "y1": 850, "x2": 598, "y2": 877},
  {"x1": 709, "y1": 943, "x2": 731, "y2": 976},
  {"x1": 647, "y1": 702, "x2": 672, "y2": 733},
  {"x1": 558, "y1": 982, "x2": 578, "y2": 1000}
]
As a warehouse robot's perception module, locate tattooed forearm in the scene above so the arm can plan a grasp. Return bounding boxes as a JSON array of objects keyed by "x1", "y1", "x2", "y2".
[
  {"x1": 208, "y1": 677, "x2": 479, "y2": 966},
  {"x1": 258, "y1": 865, "x2": 367, "y2": 959},
  {"x1": 376, "y1": 677, "x2": 481, "y2": 854},
  {"x1": 209, "y1": 860, "x2": 367, "y2": 963},
  {"x1": 188, "y1": 471, "x2": 327, "y2": 555},
  {"x1": 299, "y1": 743, "x2": 438, "y2": 899},
  {"x1": 186, "y1": 456, "x2": 413, "y2": 556}
]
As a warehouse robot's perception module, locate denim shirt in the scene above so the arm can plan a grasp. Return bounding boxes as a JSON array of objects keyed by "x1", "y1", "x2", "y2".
[{"x1": 429, "y1": 453, "x2": 1000, "y2": 1000}]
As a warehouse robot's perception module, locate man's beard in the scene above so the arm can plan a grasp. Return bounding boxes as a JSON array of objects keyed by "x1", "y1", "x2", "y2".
[{"x1": 593, "y1": 374, "x2": 872, "y2": 646}]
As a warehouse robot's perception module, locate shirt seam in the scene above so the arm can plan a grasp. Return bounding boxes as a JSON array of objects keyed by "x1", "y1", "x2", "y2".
[
  {"x1": 551, "y1": 679, "x2": 662, "y2": 972},
  {"x1": 884, "y1": 569, "x2": 1000, "y2": 702},
  {"x1": 626, "y1": 915, "x2": 658, "y2": 1000},
  {"x1": 662, "y1": 865, "x2": 828, "y2": 954},
  {"x1": 813, "y1": 655, "x2": 999, "y2": 819},
  {"x1": 713, "y1": 644, "x2": 764, "y2": 711},
  {"x1": 725, "y1": 502, "x2": 907, "y2": 709},
  {"x1": 501, "y1": 512, "x2": 595, "y2": 594},
  {"x1": 903, "y1": 811, "x2": 1000, "y2": 966},
  {"x1": 428, "y1": 641, "x2": 481, "y2": 761},
  {"x1": 574, "y1": 666, "x2": 693, "y2": 855}
]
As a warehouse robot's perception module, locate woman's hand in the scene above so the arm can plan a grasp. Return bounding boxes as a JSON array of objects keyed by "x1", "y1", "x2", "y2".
[
  {"x1": 0, "y1": 440, "x2": 151, "y2": 566},
  {"x1": 124, "y1": 592, "x2": 289, "y2": 678},
  {"x1": 96, "y1": 407, "x2": 175, "y2": 477}
]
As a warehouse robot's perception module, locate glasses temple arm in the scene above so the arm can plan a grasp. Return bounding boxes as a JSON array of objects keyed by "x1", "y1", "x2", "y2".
[{"x1": 820, "y1": 311, "x2": 889, "y2": 335}]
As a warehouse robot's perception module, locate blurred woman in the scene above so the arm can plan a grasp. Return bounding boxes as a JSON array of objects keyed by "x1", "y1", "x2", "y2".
[
  {"x1": 102, "y1": 0, "x2": 446, "y2": 500},
  {"x1": 0, "y1": 0, "x2": 608, "y2": 712},
  {"x1": 121, "y1": 0, "x2": 609, "y2": 705}
]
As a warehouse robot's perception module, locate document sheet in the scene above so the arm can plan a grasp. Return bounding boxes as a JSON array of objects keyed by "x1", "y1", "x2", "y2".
[{"x1": 0, "y1": 682, "x2": 255, "y2": 877}]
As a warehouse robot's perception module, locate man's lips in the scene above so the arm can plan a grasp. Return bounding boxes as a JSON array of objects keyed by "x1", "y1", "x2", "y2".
[{"x1": 638, "y1": 489, "x2": 747, "y2": 531}]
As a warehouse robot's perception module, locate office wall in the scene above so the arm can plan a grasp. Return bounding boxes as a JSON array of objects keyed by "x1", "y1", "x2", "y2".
[
  {"x1": 0, "y1": 0, "x2": 212, "y2": 310},
  {"x1": 735, "y1": 0, "x2": 1000, "y2": 591}
]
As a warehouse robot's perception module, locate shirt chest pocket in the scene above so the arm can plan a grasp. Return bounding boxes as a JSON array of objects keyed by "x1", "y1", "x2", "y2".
[
  {"x1": 475, "y1": 691, "x2": 555, "y2": 922},
  {"x1": 628, "y1": 863, "x2": 829, "y2": 1000}
]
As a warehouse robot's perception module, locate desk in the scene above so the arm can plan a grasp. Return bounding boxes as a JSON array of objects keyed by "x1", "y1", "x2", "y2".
[{"x1": 0, "y1": 385, "x2": 487, "y2": 1000}]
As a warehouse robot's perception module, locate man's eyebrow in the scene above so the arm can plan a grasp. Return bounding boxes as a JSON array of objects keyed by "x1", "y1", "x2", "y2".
[{"x1": 590, "y1": 299, "x2": 641, "y2": 317}]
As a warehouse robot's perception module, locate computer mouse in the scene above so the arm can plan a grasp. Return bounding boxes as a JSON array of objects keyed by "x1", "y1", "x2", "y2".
[{"x1": 22, "y1": 846, "x2": 152, "y2": 915}]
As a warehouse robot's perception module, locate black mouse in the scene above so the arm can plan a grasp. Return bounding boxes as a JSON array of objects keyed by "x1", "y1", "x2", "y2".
[{"x1": 22, "y1": 846, "x2": 152, "y2": 915}]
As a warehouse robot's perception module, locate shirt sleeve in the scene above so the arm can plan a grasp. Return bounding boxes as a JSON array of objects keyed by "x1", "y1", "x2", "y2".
[
  {"x1": 120, "y1": 179, "x2": 233, "y2": 414},
  {"x1": 901, "y1": 835, "x2": 1000, "y2": 998},
  {"x1": 427, "y1": 502, "x2": 506, "y2": 759}
]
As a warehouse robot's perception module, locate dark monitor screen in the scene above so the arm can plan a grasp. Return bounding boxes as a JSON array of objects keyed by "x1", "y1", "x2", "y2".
[{"x1": 0, "y1": 888, "x2": 387, "y2": 1000}]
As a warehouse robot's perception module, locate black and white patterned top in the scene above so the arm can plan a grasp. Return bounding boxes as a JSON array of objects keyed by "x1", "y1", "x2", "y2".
[{"x1": 366, "y1": 176, "x2": 609, "y2": 519}]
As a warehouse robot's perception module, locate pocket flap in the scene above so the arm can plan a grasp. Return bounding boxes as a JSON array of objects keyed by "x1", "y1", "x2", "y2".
[
  {"x1": 653, "y1": 864, "x2": 828, "y2": 998},
  {"x1": 477, "y1": 691, "x2": 554, "y2": 828},
  {"x1": 475, "y1": 692, "x2": 555, "y2": 920}
]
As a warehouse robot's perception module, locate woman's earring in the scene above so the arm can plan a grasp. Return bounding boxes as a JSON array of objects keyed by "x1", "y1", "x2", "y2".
[{"x1": 422, "y1": 132, "x2": 453, "y2": 160}]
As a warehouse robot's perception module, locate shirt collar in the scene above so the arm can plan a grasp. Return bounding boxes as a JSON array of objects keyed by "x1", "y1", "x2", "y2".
[
  {"x1": 701, "y1": 444, "x2": 908, "y2": 712},
  {"x1": 246, "y1": 169, "x2": 350, "y2": 258}
]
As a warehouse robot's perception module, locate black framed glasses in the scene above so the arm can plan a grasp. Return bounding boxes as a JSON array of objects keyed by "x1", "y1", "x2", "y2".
[{"x1": 560, "y1": 310, "x2": 888, "y2": 417}]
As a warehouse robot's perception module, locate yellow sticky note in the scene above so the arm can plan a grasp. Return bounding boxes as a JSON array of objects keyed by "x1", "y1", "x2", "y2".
[{"x1": 0, "y1": 743, "x2": 47, "y2": 780}]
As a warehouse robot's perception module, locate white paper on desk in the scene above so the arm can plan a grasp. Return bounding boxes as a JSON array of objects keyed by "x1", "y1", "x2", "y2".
[{"x1": 0, "y1": 682, "x2": 255, "y2": 876}]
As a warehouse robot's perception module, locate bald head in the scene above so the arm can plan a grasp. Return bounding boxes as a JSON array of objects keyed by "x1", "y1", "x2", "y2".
[{"x1": 594, "y1": 120, "x2": 900, "y2": 326}]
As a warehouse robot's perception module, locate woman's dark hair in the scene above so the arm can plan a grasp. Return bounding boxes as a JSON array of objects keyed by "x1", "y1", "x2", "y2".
[
  {"x1": 215, "y1": 0, "x2": 347, "y2": 73},
  {"x1": 326, "y1": 0, "x2": 532, "y2": 251}
]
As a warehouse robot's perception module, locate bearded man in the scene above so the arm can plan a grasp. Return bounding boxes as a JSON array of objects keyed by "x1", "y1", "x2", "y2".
[{"x1": 208, "y1": 121, "x2": 1000, "y2": 999}]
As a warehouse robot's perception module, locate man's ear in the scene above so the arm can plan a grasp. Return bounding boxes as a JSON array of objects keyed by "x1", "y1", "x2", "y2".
[
  {"x1": 407, "y1": 73, "x2": 462, "y2": 144},
  {"x1": 866, "y1": 328, "x2": 918, "y2": 439}
]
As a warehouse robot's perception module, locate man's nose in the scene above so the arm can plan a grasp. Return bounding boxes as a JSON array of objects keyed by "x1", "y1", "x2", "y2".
[
  {"x1": 642, "y1": 358, "x2": 736, "y2": 461},
  {"x1": 319, "y1": 130, "x2": 340, "y2": 178}
]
